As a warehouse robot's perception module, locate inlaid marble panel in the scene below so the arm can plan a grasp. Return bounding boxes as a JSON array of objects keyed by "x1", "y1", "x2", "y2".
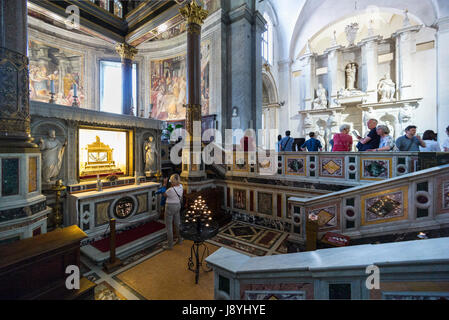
[
  {"x1": 285, "y1": 156, "x2": 306, "y2": 176},
  {"x1": 437, "y1": 175, "x2": 449, "y2": 215},
  {"x1": 28, "y1": 157, "x2": 38, "y2": 193},
  {"x1": 136, "y1": 193, "x2": 148, "y2": 215},
  {"x1": 257, "y1": 192, "x2": 273, "y2": 215},
  {"x1": 361, "y1": 158, "x2": 392, "y2": 180},
  {"x1": 245, "y1": 290, "x2": 306, "y2": 300},
  {"x1": 2, "y1": 158, "x2": 19, "y2": 196},
  {"x1": 95, "y1": 201, "x2": 111, "y2": 226},
  {"x1": 307, "y1": 202, "x2": 340, "y2": 231},
  {"x1": 233, "y1": 189, "x2": 247, "y2": 210},
  {"x1": 319, "y1": 156, "x2": 345, "y2": 178},
  {"x1": 361, "y1": 186, "x2": 408, "y2": 225}
]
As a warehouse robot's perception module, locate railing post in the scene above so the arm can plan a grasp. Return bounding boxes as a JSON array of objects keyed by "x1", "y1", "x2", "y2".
[
  {"x1": 306, "y1": 218, "x2": 318, "y2": 251},
  {"x1": 103, "y1": 218, "x2": 123, "y2": 273}
]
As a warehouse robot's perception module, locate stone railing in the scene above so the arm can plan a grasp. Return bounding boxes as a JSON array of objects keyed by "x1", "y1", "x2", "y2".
[
  {"x1": 224, "y1": 150, "x2": 420, "y2": 186},
  {"x1": 287, "y1": 164, "x2": 449, "y2": 242},
  {"x1": 205, "y1": 237, "x2": 449, "y2": 300}
]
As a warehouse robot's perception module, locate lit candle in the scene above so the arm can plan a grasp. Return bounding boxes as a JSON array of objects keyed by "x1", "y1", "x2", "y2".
[{"x1": 50, "y1": 80, "x2": 55, "y2": 94}]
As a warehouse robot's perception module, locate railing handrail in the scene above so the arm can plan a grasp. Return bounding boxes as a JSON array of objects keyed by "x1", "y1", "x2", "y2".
[{"x1": 288, "y1": 163, "x2": 449, "y2": 205}]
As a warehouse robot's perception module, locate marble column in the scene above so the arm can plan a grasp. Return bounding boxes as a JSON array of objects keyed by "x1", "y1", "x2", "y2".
[
  {"x1": 0, "y1": 0, "x2": 35, "y2": 147},
  {"x1": 393, "y1": 25, "x2": 421, "y2": 101},
  {"x1": 0, "y1": 0, "x2": 49, "y2": 240},
  {"x1": 299, "y1": 46, "x2": 316, "y2": 110},
  {"x1": 116, "y1": 43, "x2": 138, "y2": 116},
  {"x1": 324, "y1": 44, "x2": 343, "y2": 107},
  {"x1": 359, "y1": 35, "x2": 382, "y2": 104},
  {"x1": 435, "y1": 17, "x2": 449, "y2": 143},
  {"x1": 179, "y1": 0, "x2": 208, "y2": 181},
  {"x1": 227, "y1": 2, "x2": 264, "y2": 134}
]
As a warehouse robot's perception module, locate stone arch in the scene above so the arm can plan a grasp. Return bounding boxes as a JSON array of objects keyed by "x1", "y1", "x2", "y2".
[{"x1": 262, "y1": 69, "x2": 279, "y2": 106}]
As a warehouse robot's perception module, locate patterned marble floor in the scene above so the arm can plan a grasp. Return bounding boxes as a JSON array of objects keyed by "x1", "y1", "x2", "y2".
[{"x1": 80, "y1": 220, "x2": 291, "y2": 300}]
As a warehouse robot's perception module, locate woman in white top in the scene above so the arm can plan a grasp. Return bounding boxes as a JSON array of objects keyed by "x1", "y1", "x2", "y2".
[
  {"x1": 163, "y1": 174, "x2": 184, "y2": 249},
  {"x1": 420, "y1": 130, "x2": 441, "y2": 152},
  {"x1": 442, "y1": 126, "x2": 449, "y2": 152},
  {"x1": 369, "y1": 125, "x2": 394, "y2": 151}
]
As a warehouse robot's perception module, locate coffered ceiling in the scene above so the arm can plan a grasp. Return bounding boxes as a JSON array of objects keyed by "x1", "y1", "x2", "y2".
[{"x1": 27, "y1": 0, "x2": 188, "y2": 46}]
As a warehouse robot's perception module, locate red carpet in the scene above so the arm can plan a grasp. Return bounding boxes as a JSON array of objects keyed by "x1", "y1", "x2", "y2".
[{"x1": 91, "y1": 221, "x2": 165, "y2": 253}]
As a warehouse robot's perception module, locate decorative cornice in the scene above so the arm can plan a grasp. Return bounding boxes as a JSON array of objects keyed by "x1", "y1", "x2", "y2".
[
  {"x1": 115, "y1": 43, "x2": 138, "y2": 60},
  {"x1": 179, "y1": 1, "x2": 209, "y2": 26}
]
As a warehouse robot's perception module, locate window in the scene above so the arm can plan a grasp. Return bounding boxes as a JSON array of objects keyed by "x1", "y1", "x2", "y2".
[
  {"x1": 262, "y1": 14, "x2": 273, "y2": 65},
  {"x1": 100, "y1": 60, "x2": 137, "y2": 115}
]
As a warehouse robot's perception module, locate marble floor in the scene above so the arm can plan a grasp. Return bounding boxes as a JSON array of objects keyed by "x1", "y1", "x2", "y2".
[{"x1": 80, "y1": 221, "x2": 291, "y2": 300}]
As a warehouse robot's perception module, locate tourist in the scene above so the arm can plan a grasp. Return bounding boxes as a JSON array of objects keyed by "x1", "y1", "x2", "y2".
[
  {"x1": 239, "y1": 129, "x2": 256, "y2": 152},
  {"x1": 395, "y1": 125, "x2": 426, "y2": 151},
  {"x1": 276, "y1": 134, "x2": 282, "y2": 152},
  {"x1": 356, "y1": 119, "x2": 380, "y2": 151},
  {"x1": 420, "y1": 130, "x2": 441, "y2": 152},
  {"x1": 301, "y1": 132, "x2": 323, "y2": 151},
  {"x1": 279, "y1": 131, "x2": 294, "y2": 152},
  {"x1": 332, "y1": 124, "x2": 353, "y2": 152},
  {"x1": 442, "y1": 126, "x2": 449, "y2": 152},
  {"x1": 155, "y1": 177, "x2": 169, "y2": 220},
  {"x1": 368, "y1": 125, "x2": 394, "y2": 151},
  {"x1": 163, "y1": 174, "x2": 184, "y2": 250}
]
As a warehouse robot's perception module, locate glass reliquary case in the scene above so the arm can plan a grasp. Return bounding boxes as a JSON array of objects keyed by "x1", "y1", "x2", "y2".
[{"x1": 78, "y1": 127, "x2": 133, "y2": 180}]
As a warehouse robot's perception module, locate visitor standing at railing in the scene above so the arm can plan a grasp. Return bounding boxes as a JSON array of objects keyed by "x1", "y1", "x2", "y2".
[
  {"x1": 279, "y1": 131, "x2": 294, "y2": 152},
  {"x1": 368, "y1": 125, "x2": 394, "y2": 152},
  {"x1": 420, "y1": 130, "x2": 441, "y2": 152},
  {"x1": 395, "y1": 125, "x2": 426, "y2": 151},
  {"x1": 332, "y1": 124, "x2": 353, "y2": 152},
  {"x1": 276, "y1": 135, "x2": 282, "y2": 152},
  {"x1": 301, "y1": 132, "x2": 323, "y2": 152},
  {"x1": 155, "y1": 177, "x2": 169, "y2": 220},
  {"x1": 442, "y1": 126, "x2": 449, "y2": 152},
  {"x1": 163, "y1": 174, "x2": 183, "y2": 250},
  {"x1": 356, "y1": 119, "x2": 380, "y2": 151}
]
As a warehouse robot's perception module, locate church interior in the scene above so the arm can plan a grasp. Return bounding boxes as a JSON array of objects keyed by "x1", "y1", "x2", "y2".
[{"x1": 1, "y1": 0, "x2": 449, "y2": 301}]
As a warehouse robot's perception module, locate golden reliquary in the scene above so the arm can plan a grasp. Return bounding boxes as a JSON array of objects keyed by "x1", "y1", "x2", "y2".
[{"x1": 80, "y1": 136, "x2": 123, "y2": 178}]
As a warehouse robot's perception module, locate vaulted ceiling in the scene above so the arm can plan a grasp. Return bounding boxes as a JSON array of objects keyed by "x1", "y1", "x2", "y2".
[{"x1": 27, "y1": 0, "x2": 188, "y2": 46}]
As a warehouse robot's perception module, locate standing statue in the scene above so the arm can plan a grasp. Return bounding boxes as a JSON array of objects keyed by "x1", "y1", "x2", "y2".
[
  {"x1": 377, "y1": 74, "x2": 396, "y2": 102},
  {"x1": 346, "y1": 63, "x2": 357, "y2": 90},
  {"x1": 302, "y1": 113, "x2": 313, "y2": 136},
  {"x1": 313, "y1": 83, "x2": 328, "y2": 109},
  {"x1": 144, "y1": 136, "x2": 158, "y2": 173},
  {"x1": 39, "y1": 129, "x2": 67, "y2": 184}
]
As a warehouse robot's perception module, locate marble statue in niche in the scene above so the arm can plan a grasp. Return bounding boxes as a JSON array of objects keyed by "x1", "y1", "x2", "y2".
[
  {"x1": 144, "y1": 135, "x2": 158, "y2": 174},
  {"x1": 39, "y1": 129, "x2": 67, "y2": 184},
  {"x1": 313, "y1": 83, "x2": 328, "y2": 109},
  {"x1": 345, "y1": 63, "x2": 357, "y2": 90},
  {"x1": 378, "y1": 74, "x2": 396, "y2": 102}
]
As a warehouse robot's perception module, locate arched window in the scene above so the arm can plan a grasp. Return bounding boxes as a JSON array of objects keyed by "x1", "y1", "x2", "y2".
[{"x1": 262, "y1": 13, "x2": 273, "y2": 65}]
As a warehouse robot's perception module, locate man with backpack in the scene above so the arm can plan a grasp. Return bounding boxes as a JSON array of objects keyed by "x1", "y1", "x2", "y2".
[{"x1": 279, "y1": 131, "x2": 294, "y2": 152}]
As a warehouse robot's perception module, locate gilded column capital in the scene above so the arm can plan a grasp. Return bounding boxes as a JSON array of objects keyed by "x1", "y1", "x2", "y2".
[
  {"x1": 115, "y1": 43, "x2": 138, "y2": 61},
  {"x1": 179, "y1": 1, "x2": 209, "y2": 26}
]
